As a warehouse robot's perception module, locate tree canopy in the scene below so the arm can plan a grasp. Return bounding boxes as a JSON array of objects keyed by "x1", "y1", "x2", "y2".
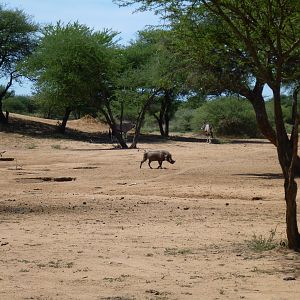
[{"x1": 0, "y1": 4, "x2": 39, "y2": 123}]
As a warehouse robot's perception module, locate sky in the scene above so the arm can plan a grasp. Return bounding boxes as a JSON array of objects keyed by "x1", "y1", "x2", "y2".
[{"x1": 3, "y1": 0, "x2": 161, "y2": 95}]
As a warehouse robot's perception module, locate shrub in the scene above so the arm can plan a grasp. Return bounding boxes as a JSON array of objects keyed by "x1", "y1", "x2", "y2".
[
  {"x1": 170, "y1": 107, "x2": 195, "y2": 132},
  {"x1": 3, "y1": 95, "x2": 38, "y2": 115},
  {"x1": 191, "y1": 96, "x2": 260, "y2": 137}
]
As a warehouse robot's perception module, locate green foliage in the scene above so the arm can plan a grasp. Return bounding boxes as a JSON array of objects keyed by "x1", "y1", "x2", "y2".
[
  {"x1": 171, "y1": 106, "x2": 195, "y2": 132},
  {"x1": 171, "y1": 96, "x2": 260, "y2": 137},
  {"x1": 0, "y1": 4, "x2": 39, "y2": 116},
  {"x1": 23, "y1": 22, "x2": 119, "y2": 114},
  {"x1": 192, "y1": 97, "x2": 259, "y2": 137},
  {"x1": 3, "y1": 95, "x2": 38, "y2": 114}
]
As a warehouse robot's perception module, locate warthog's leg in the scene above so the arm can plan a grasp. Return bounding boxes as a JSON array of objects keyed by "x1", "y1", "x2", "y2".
[
  {"x1": 140, "y1": 158, "x2": 147, "y2": 168},
  {"x1": 148, "y1": 160, "x2": 153, "y2": 169},
  {"x1": 157, "y1": 161, "x2": 163, "y2": 169}
]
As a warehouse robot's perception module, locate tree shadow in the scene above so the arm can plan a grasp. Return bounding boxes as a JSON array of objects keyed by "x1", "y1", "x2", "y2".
[
  {"x1": 0, "y1": 116, "x2": 111, "y2": 143},
  {"x1": 235, "y1": 173, "x2": 283, "y2": 180},
  {"x1": 0, "y1": 116, "x2": 210, "y2": 145},
  {"x1": 1, "y1": 116, "x2": 269, "y2": 146},
  {"x1": 229, "y1": 139, "x2": 270, "y2": 144}
]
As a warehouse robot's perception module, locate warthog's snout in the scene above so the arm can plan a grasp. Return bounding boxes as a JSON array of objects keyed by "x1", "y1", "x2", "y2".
[{"x1": 140, "y1": 150, "x2": 175, "y2": 169}]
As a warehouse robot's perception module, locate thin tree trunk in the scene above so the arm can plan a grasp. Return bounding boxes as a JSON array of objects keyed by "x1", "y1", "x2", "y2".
[
  {"x1": 153, "y1": 113, "x2": 165, "y2": 136},
  {"x1": 99, "y1": 106, "x2": 128, "y2": 149},
  {"x1": 130, "y1": 90, "x2": 161, "y2": 149},
  {"x1": 0, "y1": 100, "x2": 8, "y2": 124}
]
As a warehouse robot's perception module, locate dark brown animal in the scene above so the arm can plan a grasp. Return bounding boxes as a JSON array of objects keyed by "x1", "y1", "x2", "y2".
[{"x1": 140, "y1": 150, "x2": 175, "y2": 169}]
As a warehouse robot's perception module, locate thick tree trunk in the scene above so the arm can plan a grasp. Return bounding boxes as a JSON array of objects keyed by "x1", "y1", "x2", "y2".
[
  {"x1": 273, "y1": 84, "x2": 300, "y2": 251},
  {"x1": 245, "y1": 84, "x2": 300, "y2": 176},
  {"x1": 0, "y1": 110, "x2": 8, "y2": 124},
  {"x1": 284, "y1": 179, "x2": 300, "y2": 250},
  {"x1": 58, "y1": 108, "x2": 72, "y2": 133}
]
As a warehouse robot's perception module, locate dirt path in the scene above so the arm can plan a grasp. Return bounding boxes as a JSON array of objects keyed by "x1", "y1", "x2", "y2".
[{"x1": 0, "y1": 126, "x2": 300, "y2": 299}]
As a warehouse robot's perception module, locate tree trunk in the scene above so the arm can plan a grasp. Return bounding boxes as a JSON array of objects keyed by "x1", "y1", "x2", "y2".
[
  {"x1": 164, "y1": 101, "x2": 170, "y2": 137},
  {"x1": 153, "y1": 113, "x2": 165, "y2": 136},
  {"x1": 130, "y1": 106, "x2": 145, "y2": 148},
  {"x1": 0, "y1": 99, "x2": 8, "y2": 124},
  {"x1": 0, "y1": 110, "x2": 8, "y2": 124},
  {"x1": 99, "y1": 106, "x2": 128, "y2": 149},
  {"x1": 58, "y1": 108, "x2": 72, "y2": 133},
  {"x1": 273, "y1": 84, "x2": 300, "y2": 251},
  {"x1": 130, "y1": 91, "x2": 160, "y2": 149},
  {"x1": 155, "y1": 90, "x2": 172, "y2": 138},
  {"x1": 244, "y1": 84, "x2": 300, "y2": 176},
  {"x1": 284, "y1": 179, "x2": 300, "y2": 250}
]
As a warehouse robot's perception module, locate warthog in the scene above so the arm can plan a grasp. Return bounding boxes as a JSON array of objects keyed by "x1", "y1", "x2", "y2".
[{"x1": 140, "y1": 150, "x2": 175, "y2": 169}]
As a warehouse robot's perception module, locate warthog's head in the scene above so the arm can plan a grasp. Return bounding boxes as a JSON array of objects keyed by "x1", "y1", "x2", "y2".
[{"x1": 167, "y1": 155, "x2": 175, "y2": 164}]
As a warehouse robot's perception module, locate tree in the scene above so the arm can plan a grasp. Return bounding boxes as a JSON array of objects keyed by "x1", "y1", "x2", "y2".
[
  {"x1": 0, "y1": 5, "x2": 39, "y2": 123},
  {"x1": 116, "y1": 0, "x2": 300, "y2": 250},
  {"x1": 116, "y1": 29, "x2": 182, "y2": 146},
  {"x1": 23, "y1": 22, "x2": 118, "y2": 133}
]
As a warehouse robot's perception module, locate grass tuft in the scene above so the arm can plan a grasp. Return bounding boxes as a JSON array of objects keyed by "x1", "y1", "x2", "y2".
[{"x1": 247, "y1": 228, "x2": 278, "y2": 252}]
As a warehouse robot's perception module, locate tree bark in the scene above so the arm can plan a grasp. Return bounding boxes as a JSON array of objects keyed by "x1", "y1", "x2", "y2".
[
  {"x1": 0, "y1": 99, "x2": 9, "y2": 124},
  {"x1": 0, "y1": 110, "x2": 8, "y2": 124},
  {"x1": 153, "y1": 113, "x2": 165, "y2": 136},
  {"x1": 153, "y1": 89, "x2": 172, "y2": 137},
  {"x1": 99, "y1": 106, "x2": 128, "y2": 149},
  {"x1": 242, "y1": 82, "x2": 300, "y2": 176},
  {"x1": 275, "y1": 84, "x2": 300, "y2": 251},
  {"x1": 58, "y1": 108, "x2": 72, "y2": 134},
  {"x1": 130, "y1": 91, "x2": 161, "y2": 149},
  {"x1": 284, "y1": 179, "x2": 300, "y2": 250}
]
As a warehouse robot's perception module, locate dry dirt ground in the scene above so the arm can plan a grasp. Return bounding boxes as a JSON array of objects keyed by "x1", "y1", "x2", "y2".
[{"x1": 0, "y1": 114, "x2": 300, "y2": 300}]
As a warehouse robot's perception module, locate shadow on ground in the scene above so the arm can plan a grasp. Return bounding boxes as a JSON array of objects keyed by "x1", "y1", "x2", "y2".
[
  {"x1": 0, "y1": 115, "x2": 268, "y2": 146},
  {"x1": 235, "y1": 173, "x2": 283, "y2": 180}
]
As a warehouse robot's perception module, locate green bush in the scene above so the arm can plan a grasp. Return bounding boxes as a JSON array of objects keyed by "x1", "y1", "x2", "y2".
[
  {"x1": 170, "y1": 107, "x2": 195, "y2": 132},
  {"x1": 3, "y1": 95, "x2": 38, "y2": 115},
  {"x1": 191, "y1": 97, "x2": 260, "y2": 137}
]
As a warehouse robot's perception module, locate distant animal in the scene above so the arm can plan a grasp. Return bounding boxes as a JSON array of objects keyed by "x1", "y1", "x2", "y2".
[
  {"x1": 0, "y1": 150, "x2": 6, "y2": 157},
  {"x1": 202, "y1": 123, "x2": 214, "y2": 143},
  {"x1": 140, "y1": 150, "x2": 175, "y2": 169}
]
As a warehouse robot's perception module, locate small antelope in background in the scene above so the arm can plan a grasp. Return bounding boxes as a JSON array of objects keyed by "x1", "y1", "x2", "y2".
[{"x1": 202, "y1": 123, "x2": 214, "y2": 143}]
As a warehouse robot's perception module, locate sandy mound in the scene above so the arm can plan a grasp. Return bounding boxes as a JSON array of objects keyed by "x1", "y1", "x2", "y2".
[
  {"x1": 9, "y1": 113, "x2": 109, "y2": 133},
  {"x1": 68, "y1": 115, "x2": 109, "y2": 133}
]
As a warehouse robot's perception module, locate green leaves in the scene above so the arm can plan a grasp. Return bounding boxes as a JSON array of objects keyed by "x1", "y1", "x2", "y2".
[{"x1": 24, "y1": 22, "x2": 119, "y2": 112}]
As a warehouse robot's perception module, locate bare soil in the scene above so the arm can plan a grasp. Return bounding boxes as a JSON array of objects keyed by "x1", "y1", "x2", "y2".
[{"x1": 0, "y1": 114, "x2": 299, "y2": 300}]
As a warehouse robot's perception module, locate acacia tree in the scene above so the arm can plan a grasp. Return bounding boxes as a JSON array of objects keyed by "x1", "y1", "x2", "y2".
[
  {"x1": 114, "y1": 29, "x2": 182, "y2": 146},
  {"x1": 23, "y1": 22, "x2": 118, "y2": 133},
  {"x1": 116, "y1": 0, "x2": 300, "y2": 250},
  {"x1": 0, "y1": 5, "x2": 39, "y2": 123},
  {"x1": 116, "y1": 34, "x2": 165, "y2": 148},
  {"x1": 138, "y1": 30, "x2": 181, "y2": 137}
]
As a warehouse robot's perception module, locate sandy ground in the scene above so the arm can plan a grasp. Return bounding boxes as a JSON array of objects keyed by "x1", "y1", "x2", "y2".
[{"x1": 0, "y1": 115, "x2": 300, "y2": 300}]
